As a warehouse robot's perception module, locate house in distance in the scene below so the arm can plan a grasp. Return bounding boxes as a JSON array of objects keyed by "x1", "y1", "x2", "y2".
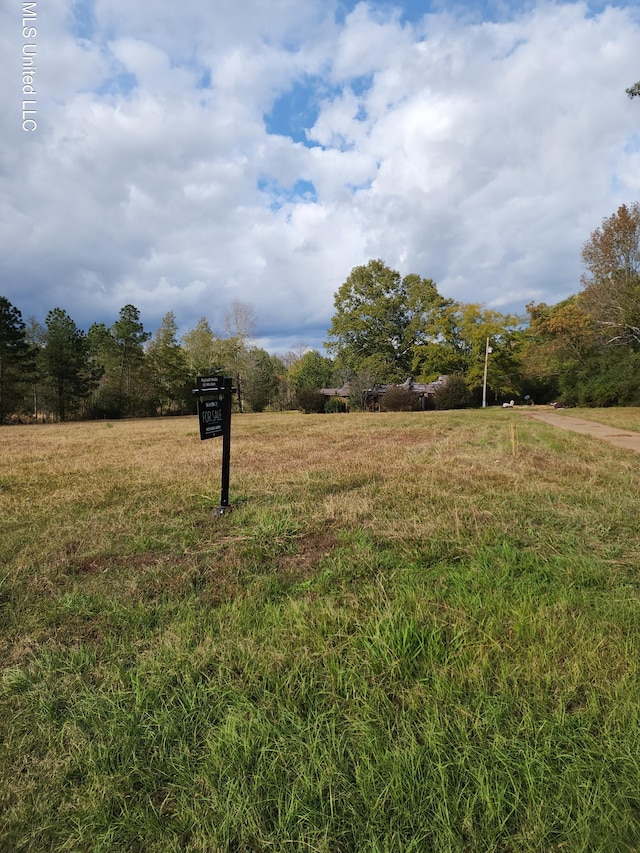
[{"x1": 319, "y1": 376, "x2": 449, "y2": 411}]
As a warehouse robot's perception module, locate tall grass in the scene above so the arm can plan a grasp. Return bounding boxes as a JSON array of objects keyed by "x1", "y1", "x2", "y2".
[{"x1": 2, "y1": 411, "x2": 640, "y2": 851}]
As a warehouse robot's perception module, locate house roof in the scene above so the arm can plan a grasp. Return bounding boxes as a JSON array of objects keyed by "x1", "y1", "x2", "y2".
[
  {"x1": 319, "y1": 376, "x2": 449, "y2": 397},
  {"x1": 319, "y1": 383, "x2": 351, "y2": 397}
]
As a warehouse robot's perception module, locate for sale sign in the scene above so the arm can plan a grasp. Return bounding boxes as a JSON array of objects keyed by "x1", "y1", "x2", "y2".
[
  {"x1": 194, "y1": 375, "x2": 234, "y2": 512},
  {"x1": 198, "y1": 398, "x2": 224, "y2": 440}
]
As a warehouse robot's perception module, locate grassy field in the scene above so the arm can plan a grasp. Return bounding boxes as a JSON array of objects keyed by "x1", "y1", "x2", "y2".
[{"x1": 2, "y1": 409, "x2": 640, "y2": 852}]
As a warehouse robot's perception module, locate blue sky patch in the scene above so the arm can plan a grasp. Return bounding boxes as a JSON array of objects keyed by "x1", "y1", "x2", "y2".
[
  {"x1": 350, "y1": 74, "x2": 373, "y2": 97},
  {"x1": 347, "y1": 178, "x2": 374, "y2": 193},
  {"x1": 197, "y1": 69, "x2": 212, "y2": 90},
  {"x1": 96, "y1": 72, "x2": 138, "y2": 98},
  {"x1": 624, "y1": 135, "x2": 640, "y2": 154},
  {"x1": 265, "y1": 75, "x2": 372, "y2": 146},
  {"x1": 70, "y1": 0, "x2": 96, "y2": 41},
  {"x1": 335, "y1": 0, "x2": 528, "y2": 25},
  {"x1": 375, "y1": 0, "x2": 606, "y2": 26},
  {"x1": 292, "y1": 180, "x2": 318, "y2": 200},
  {"x1": 264, "y1": 78, "x2": 328, "y2": 144},
  {"x1": 258, "y1": 175, "x2": 318, "y2": 210}
]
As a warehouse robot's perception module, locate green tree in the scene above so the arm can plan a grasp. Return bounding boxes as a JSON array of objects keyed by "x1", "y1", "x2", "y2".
[
  {"x1": 146, "y1": 311, "x2": 189, "y2": 415},
  {"x1": 432, "y1": 375, "x2": 471, "y2": 410},
  {"x1": 521, "y1": 297, "x2": 596, "y2": 402},
  {"x1": 626, "y1": 82, "x2": 640, "y2": 99},
  {"x1": 87, "y1": 322, "x2": 121, "y2": 417},
  {"x1": 412, "y1": 301, "x2": 522, "y2": 399},
  {"x1": 523, "y1": 293, "x2": 640, "y2": 407},
  {"x1": 563, "y1": 346, "x2": 640, "y2": 407},
  {"x1": 289, "y1": 350, "x2": 334, "y2": 391},
  {"x1": 0, "y1": 297, "x2": 35, "y2": 423},
  {"x1": 580, "y1": 202, "x2": 640, "y2": 347},
  {"x1": 326, "y1": 260, "x2": 446, "y2": 382},
  {"x1": 243, "y1": 348, "x2": 282, "y2": 412},
  {"x1": 24, "y1": 316, "x2": 46, "y2": 421},
  {"x1": 182, "y1": 317, "x2": 225, "y2": 380},
  {"x1": 268, "y1": 354, "x2": 288, "y2": 410},
  {"x1": 277, "y1": 346, "x2": 308, "y2": 410},
  {"x1": 42, "y1": 308, "x2": 97, "y2": 421},
  {"x1": 111, "y1": 305, "x2": 150, "y2": 415}
]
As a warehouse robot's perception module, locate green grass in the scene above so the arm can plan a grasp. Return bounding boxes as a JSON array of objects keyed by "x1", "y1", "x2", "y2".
[{"x1": 2, "y1": 411, "x2": 640, "y2": 851}]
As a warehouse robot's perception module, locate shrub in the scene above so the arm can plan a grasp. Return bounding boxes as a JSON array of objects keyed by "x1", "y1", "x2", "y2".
[
  {"x1": 382, "y1": 386, "x2": 421, "y2": 412},
  {"x1": 325, "y1": 397, "x2": 348, "y2": 413},
  {"x1": 433, "y1": 375, "x2": 470, "y2": 410},
  {"x1": 295, "y1": 388, "x2": 327, "y2": 414}
]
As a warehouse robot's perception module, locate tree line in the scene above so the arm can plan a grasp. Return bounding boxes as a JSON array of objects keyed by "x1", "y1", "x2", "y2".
[
  {"x1": 325, "y1": 202, "x2": 640, "y2": 408},
  {"x1": 0, "y1": 301, "x2": 291, "y2": 423},
  {"x1": 2, "y1": 201, "x2": 639, "y2": 422}
]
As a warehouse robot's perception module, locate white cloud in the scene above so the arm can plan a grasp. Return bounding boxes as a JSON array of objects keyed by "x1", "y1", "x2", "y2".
[{"x1": 1, "y1": 0, "x2": 639, "y2": 353}]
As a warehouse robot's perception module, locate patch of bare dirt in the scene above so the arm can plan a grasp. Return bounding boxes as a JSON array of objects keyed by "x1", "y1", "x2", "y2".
[{"x1": 277, "y1": 530, "x2": 338, "y2": 582}]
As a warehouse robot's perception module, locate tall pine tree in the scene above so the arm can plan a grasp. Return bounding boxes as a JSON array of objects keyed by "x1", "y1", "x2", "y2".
[
  {"x1": 0, "y1": 297, "x2": 35, "y2": 423},
  {"x1": 146, "y1": 311, "x2": 189, "y2": 415},
  {"x1": 42, "y1": 308, "x2": 98, "y2": 421},
  {"x1": 111, "y1": 305, "x2": 150, "y2": 415}
]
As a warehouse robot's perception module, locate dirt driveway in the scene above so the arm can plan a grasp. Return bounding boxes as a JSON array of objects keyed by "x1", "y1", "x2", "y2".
[{"x1": 516, "y1": 409, "x2": 640, "y2": 454}]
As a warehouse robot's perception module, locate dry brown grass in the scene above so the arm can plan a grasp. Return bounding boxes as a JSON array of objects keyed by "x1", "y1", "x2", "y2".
[{"x1": 3, "y1": 411, "x2": 639, "y2": 566}]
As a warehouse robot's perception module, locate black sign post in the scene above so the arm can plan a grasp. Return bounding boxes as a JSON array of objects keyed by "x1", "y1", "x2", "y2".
[{"x1": 194, "y1": 376, "x2": 234, "y2": 514}]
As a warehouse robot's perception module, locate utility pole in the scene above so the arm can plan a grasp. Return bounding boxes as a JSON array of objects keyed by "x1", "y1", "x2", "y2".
[{"x1": 482, "y1": 338, "x2": 492, "y2": 409}]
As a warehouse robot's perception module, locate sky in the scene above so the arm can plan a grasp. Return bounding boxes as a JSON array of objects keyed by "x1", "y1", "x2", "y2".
[{"x1": 1, "y1": 0, "x2": 639, "y2": 354}]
